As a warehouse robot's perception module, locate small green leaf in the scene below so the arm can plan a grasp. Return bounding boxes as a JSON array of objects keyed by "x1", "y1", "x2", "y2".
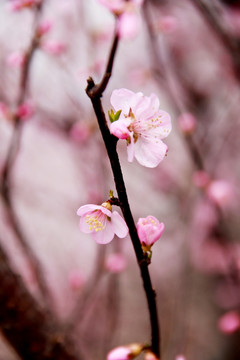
[{"x1": 108, "y1": 109, "x2": 122, "y2": 123}]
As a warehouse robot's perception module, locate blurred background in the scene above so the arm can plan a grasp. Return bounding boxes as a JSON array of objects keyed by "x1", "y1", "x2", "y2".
[{"x1": 0, "y1": 0, "x2": 240, "y2": 359}]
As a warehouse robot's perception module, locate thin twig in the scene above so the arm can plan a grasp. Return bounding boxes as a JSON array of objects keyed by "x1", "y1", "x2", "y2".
[{"x1": 0, "y1": 1, "x2": 54, "y2": 309}]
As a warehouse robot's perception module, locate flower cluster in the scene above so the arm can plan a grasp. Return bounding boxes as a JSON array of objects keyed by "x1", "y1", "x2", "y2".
[{"x1": 110, "y1": 88, "x2": 172, "y2": 168}]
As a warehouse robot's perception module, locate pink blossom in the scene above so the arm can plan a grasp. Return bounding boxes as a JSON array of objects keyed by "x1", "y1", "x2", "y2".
[
  {"x1": 218, "y1": 311, "x2": 240, "y2": 334},
  {"x1": 8, "y1": 0, "x2": 39, "y2": 11},
  {"x1": 192, "y1": 170, "x2": 210, "y2": 188},
  {"x1": 175, "y1": 355, "x2": 186, "y2": 360},
  {"x1": 177, "y1": 113, "x2": 197, "y2": 134},
  {"x1": 158, "y1": 16, "x2": 178, "y2": 34},
  {"x1": 110, "y1": 89, "x2": 171, "y2": 168},
  {"x1": 77, "y1": 202, "x2": 128, "y2": 244},
  {"x1": 117, "y1": 12, "x2": 140, "y2": 39},
  {"x1": 68, "y1": 269, "x2": 85, "y2": 291},
  {"x1": 0, "y1": 103, "x2": 9, "y2": 119},
  {"x1": 144, "y1": 351, "x2": 159, "y2": 360},
  {"x1": 105, "y1": 253, "x2": 127, "y2": 273},
  {"x1": 69, "y1": 122, "x2": 91, "y2": 143},
  {"x1": 41, "y1": 41, "x2": 66, "y2": 55},
  {"x1": 207, "y1": 180, "x2": 233, "y2": 208},
  {"x1": 98, "y1": 0, "x2": 144, "y2": 14},
  {"x1": 107, "y1": 344, "x2": 143, "y2": 360},
  {"x1": 107, "y1": 346, "x2": 131, "y2": 360},
  {"x1": 37, "y1": 20, "x2": 53, "y2": 37},
  {"x1": 7, "y1": 51, "x2": 25, "y2": 68},
  {"x1": 137, "y1": 216, "x2": 165, "y2": 248},
  {"x1": 16, "y1": 101, "x2": 34, "y2": 120}
]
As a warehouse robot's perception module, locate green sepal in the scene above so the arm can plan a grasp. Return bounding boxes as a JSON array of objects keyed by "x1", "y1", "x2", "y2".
[{"x1": 108, "y1": 109, "x2": 122, "y2": 123}]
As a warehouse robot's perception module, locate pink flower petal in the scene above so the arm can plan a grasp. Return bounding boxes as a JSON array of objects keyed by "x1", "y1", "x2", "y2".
[
  {"x1": 77, "y1": 204, "x2": 111, "y2": 217},
  {"x1": 91, "y1": 221, "x2": 115, "y2": 244},
  {"x1": 111, "y1": 211, "x2": 129, "y2": 238},
  {"x1": 135, "y1": 138, "x2": 168, "y2": 168}
]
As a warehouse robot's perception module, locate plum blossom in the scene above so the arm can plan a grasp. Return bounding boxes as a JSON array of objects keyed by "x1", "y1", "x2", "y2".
[
  {"x1": 105, "y1": 253, "x2": 127, "y2": 273},
  {"x1": 110, "y1": 89, "x2": 171, "y2": 168},
  {"x1": 177, "y1": 112, "x2": 197, "y2": 134},
  {"x1": 218, "y1": 311, "x2": 240, "y2": 334},
  {"x1": 77, "y1": 202, "x2": 128, "y2": 244},
  {"x1": 137, "y1": 216, "x2": 165, "y2": 250}
]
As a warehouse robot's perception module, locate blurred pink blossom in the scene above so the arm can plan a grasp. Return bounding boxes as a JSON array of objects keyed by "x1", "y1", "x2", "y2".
[
  {"x1": 137, "y1": 215, "x2": 165, "y2": 248},
  {"x1": 37, "y1": 20, "x2": 53, "y2": 37},
  {"x1": 144, "y1": 351, "x2": 159, "y2": 360},
  {"x1": 77, "y1": 202, "x2": 128, "y2": 244},
  {"x1": 158, "y1": 16, "x2": 178, "y2": 34},
  {"x1": 107, "y1": 343, "x2": 143, "y2": 360},
  {"x1": 68, "y1": 269, "x2": 85, "y2": 291},
  {"x1": 105, "y1": 253, "x2": 127, "y2": 273},
  {"x1": 110, "y1": 88, "x2": 171, "y2": 168},
  {"x1": 177, "y1": 113, "x2": 197, "y2": 134},
  {"x1": 0, "y1": 103, "x2": 9, "y2": 119},
  {"x1": 192, "y1": 170, "x2": 210, "y2": 188},
  {"x1": 107, "y1": 346, "x2": 131, "y2": 360},
  {"x1": 16, "y1": 101, "x2": 35, "y2": 120},
  {"x1": 175, "y1": 355, "x2": 186, "y2": 360},
  {"x1": 8, "y1": 0, "x2": 39, "y2": 11},
  {"x1": 69, "y1": 122, "x2": 91, "y2": 143},
  {"x1": 218, "y1": 311, "x2": 240, "y2": 334},
  {"x1": 41, "y1": 41, "x2": 67, "y2": 55},
  {"x1": 98, "y1": 0, "x2": 144, "y2": 14},
  {"x1": 117, "y1": 12, "x2": 140, "y2": 39},
  {"x1": 207, "y1": 180, "x2": 234, "y2": 209},
  {"x1": 7, "y1": 51, "x2": 25, "y2": 68}
]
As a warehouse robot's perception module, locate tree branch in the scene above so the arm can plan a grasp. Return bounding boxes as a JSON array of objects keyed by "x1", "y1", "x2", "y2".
[{"x1": 0, "y1": 243, "x2": 81, "y2": 360}]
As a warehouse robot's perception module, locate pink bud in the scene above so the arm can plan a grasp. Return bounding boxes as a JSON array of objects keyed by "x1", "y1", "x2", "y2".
[
  {"x1": 177, "y1": 113, "x2": 197, "y2": 134},
  {"x1": 68, "y1": 269, "x2": 85, "y2": 291},
  {"x1": 207, "y1": 180, "x2": 233, "y2": 208},
  {"x1": 105, "y1": 253, "x2": 127, "y2": 273},
  {"x1": 218, "y1": 311, "x2": 240, "y2": 334},
  {"x1": 192, "y1": 171, "x2": 210, "y2": 188},
  {"x1": 7, "y1": 51, "x2": 25, "y2": 68},
  {"x1": 137, "y1": 216, "x2": 165, "y2": 248}
]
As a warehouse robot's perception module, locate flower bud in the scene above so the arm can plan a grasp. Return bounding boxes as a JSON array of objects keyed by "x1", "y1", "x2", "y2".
[{"x1": 137, "y1": 216, "x2": 165, "y2": 249}]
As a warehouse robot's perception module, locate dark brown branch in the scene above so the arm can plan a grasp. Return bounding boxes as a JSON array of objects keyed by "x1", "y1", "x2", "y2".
[
  {"x1": 86, "y1": 76, "x2": 160, "y2": 357},
  {"x1": 0, "y1": 243, "x2": 81, "y2": 360}
]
